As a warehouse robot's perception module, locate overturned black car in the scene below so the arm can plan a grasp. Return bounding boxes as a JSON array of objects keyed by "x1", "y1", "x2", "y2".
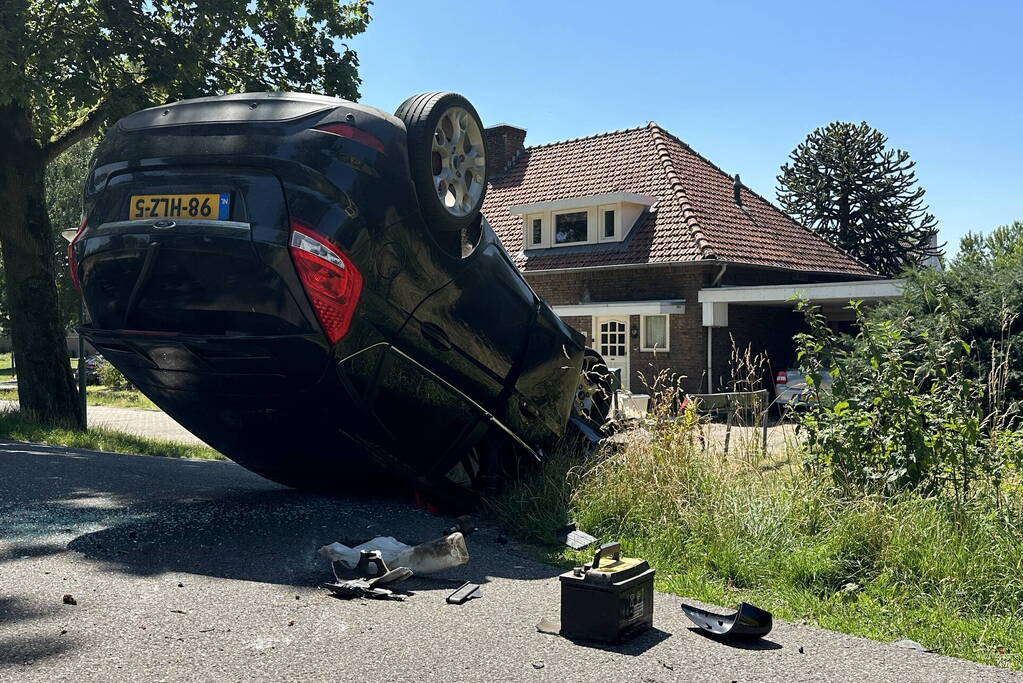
[{"x1": 71, "y1": 92, "x2": 612, "y2": 500}]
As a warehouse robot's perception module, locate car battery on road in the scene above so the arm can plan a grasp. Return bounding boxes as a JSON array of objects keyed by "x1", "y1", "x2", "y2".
[{"x1": 558, "y1": 542, "x2": 654, "y2": 643}]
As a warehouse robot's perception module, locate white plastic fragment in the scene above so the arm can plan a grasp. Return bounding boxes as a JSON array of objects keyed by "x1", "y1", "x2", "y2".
[
  {"x1": 319, "y1": 536, "x2": 409, "y2": 567},
  {"x1": 318, "y1": 532, "x2": 469, "y2": 574}
]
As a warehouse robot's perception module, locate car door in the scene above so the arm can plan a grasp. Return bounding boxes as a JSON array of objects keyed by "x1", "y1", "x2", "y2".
[{"x1": 402, "y1": 220, "x2": 535, "y2": 412}]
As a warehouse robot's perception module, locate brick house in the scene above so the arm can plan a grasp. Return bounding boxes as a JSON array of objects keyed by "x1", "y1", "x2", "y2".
[{"x1": 481, "y1": 122, "x2": 902, "y2": 395}]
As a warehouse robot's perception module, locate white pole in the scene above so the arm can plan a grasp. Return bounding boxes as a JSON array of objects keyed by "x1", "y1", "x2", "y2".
[
  {"x1": 62, "y1": 227, "x2": 86, "y2": 428},
  {"x1": 706, "y1": 327, "x2": 713, "y2": 394}
]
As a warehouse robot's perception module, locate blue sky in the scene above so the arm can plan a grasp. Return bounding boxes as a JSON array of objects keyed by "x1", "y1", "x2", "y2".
[{"x1": 348, "y1": 1, "x2": 1022, "y2": 252}]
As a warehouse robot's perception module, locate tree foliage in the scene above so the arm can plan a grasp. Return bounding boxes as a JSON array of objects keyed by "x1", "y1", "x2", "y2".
[
  {"x1": 0, "y1": 0, "x2": 371, "y2": 426},
  {"x1": 47, "y1": 139, "x2": 97, "y2": 330},
  {"x1": 796, "y1": 222, "x2": 1023, "y2": 499},
  {"x1": 2, "y1": 0, "x2": 372, "y2": 156},
  {"x1": 777, "y1": 122, "x2": 939, "y2": 277}
]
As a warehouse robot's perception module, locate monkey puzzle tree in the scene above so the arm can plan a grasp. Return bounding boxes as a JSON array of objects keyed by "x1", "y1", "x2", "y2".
[
  {"x1": 0, "y1": 0, "x2": 371, "y2": 426},
  {"x1": 777, "y1": 122, "x2": 939, "y2": 277}
]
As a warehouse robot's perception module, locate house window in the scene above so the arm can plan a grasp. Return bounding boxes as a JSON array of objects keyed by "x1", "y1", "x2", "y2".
[
  {"x1": 603, "y1": 209, "x2": 615, "y2": 238},
  {"x1": 554, "y1": 211, "x2": 588, "y2": 244},
  {"x1": 641, "y1": 314, "x2": 669, "y2": 351},
  {"x1": 531, "y1": 218, "x2": 542, "y2": 246}
]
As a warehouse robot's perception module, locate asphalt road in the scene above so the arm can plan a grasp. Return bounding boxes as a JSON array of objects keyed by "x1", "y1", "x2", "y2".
[{"x1": 1, "y1": 440, "x2": 1019, "y2": 682}]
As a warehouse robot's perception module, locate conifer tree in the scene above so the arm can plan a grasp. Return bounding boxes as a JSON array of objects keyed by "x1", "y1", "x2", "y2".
[{"x1": 777, "y1": 122, "x2": 939, "y2": 277}]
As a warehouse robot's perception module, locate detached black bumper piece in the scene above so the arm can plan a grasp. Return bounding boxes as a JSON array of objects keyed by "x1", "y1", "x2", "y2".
[{"x1": 681, "y1": 601, "x2": 773, "y2": 639}]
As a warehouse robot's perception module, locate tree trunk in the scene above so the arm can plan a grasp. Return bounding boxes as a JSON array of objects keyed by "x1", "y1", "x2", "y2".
[{"x1": 0, "y1": 105, "x2": 84, "y2": 428}]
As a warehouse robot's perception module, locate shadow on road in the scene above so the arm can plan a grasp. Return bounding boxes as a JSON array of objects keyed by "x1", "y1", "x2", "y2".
[
  {"x1": 559, "y1": 627, "x2": 673, "y2": 657},
  {"x1": 2, "y1": 441, "x2": 561, "y2": 589},
  {"x1": 0, "y1": 634, "x2": 80, "y2": 668},
  {"x1": 66, "y1": 488, "x2": 561, "y2": 588},
  {"x1": 687, "y1": 627, "x2": 783, "y2": 650},
  {"x1": 0, "y1": 596, "x2": 80, "y2": 668}
]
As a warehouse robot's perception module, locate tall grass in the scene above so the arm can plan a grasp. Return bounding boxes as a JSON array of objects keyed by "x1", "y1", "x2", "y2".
[{"x1": 488, "y1": 407, "x2": 1023, "y2": 670}]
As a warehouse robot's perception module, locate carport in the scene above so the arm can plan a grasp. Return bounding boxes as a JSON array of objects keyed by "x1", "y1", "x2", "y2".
[{"x1": 697, "y1": 279, "x2": 904, "y2": 391}]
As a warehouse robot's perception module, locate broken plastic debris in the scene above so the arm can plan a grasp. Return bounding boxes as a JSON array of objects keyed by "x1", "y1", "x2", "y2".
[
  {"x1": 324, "y1": 559, "x2": 412, "y2": 600},
  {"x1": 320, "y1": 535, "x2": 409, "y2": 567},
  {"x1": 354, "y1": 550, "x2": 390, "y2": 579},
  {"x1": 557, "y1": 523, "x2": 597, "y2": 550},
  {"x1": 535, "y1": 616, "x2": 561, "y2": 636},
  {"x1": 319, "y1": 532, "x2": 469, "y2": 574},
  {"x1": 373, "y1": 566, "x2": 414, "y2": 586},
  {"x1": 891, "y1": 638, "x2": 935, "y2": 653},
  {"x1": 681, "y1": 601, "x2": 773, "y2": 639},
  {"x1": 444, "y1": 515, "x2": 477, "y2": 536},
  {"x1": 323, "y1": 578, "x2": 401, "y2": 600},
  {"x1": 446, "y1": 581, "x2": 482, "y2": 604}
]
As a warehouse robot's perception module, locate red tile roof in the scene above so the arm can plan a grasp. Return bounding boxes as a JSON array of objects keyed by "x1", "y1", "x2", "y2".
[{"x1": 482, "y1": 123, "x2": 876, "y2": 277}]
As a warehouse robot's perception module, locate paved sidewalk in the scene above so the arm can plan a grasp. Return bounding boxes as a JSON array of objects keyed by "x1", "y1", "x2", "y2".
[
  {"x1": 1, "y1": 440, "x2": 1019, "y2": 682},
  {"x1": 1, "y1": 397, "x2": 806, "y2": 454}
]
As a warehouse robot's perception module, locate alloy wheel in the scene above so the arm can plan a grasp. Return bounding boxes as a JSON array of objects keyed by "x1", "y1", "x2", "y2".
[{"x1": 431, "y1": 107, "x2": 486, "y2": 217}]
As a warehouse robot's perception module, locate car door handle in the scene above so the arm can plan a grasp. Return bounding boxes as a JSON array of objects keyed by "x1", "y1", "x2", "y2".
[{"x1": 420, "y1": 322, "x2": 452, "y2": 351}]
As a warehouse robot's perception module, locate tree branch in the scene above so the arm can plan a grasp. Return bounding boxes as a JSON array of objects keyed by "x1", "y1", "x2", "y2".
[
  {"x1": 42, "y1": 102, "x2": 111, "y2": 163},
  {"x1": 42, "y1": 72, "x2": 156, "y2": 163}
]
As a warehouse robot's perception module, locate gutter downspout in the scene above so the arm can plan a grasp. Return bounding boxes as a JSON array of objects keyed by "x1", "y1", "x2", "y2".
[
  {"x1": 706, "y1": 264, "x2": 728, "y2": 393},
  {"x1": 711, "y1": 263, "x2": 728, "y2": 287},
  {"x1": 707, "y1": 328, "x2": 714, "y2": 394}
]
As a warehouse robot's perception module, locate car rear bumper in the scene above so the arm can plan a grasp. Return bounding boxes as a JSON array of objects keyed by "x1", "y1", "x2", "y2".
[
  {"x1": 76, "y1": 328, "x2": 375, "y2": 475},
  {"x1": 79, "y1": 328, "x2": 330, "y2": 396}
]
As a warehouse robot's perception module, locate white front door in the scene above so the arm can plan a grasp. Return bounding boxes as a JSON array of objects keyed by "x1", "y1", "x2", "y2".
[{"x1": 595, "y1": 316, "x2": 630, "y2": 391}]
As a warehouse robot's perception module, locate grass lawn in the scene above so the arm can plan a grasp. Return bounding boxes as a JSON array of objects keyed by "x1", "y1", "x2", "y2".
[
  {"x1": 487, "y1": 415, "x2": 1023, "y2": 672},
  {"x1": 0, "y1": 410, "x2": 223, "y2": 461},
  {"x1": 0, "y1": 386, "x2": 160, "y2": 410},
  {"x1": 0, "y1": 352, "x2": 14, "y2": 379},
  {"x1": 0, "y1": 351, "x2": 160, "y2": 410}
]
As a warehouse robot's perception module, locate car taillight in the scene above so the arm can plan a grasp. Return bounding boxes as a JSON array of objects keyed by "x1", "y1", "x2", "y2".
[
  {"x1": 68, "y1": 215, "x2": 87, "y2": 291},
  {"x1": 289, "y1": 220, "x2": 363, "y2": 345},
  {"x1": 312, "y1": 122, "x2": 385, "y2": 154},
  {"x1": 775, "y1": 371, "x2": 787, "y2": 385}
]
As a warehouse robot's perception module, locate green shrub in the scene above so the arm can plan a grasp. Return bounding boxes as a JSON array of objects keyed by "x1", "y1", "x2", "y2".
[
  {"x1": 793, "y1": 223, "x2": 1023, "y2": 499},
  {"x1": 794, "y1": 298, "x2": 1007, "y2": 497},
  {"x1": 97, "y1": 361, "x2": 131, "y2": 390}
]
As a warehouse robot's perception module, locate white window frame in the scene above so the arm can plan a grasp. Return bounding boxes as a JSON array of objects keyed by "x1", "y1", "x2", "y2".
[
  {"x1": 598, "y1": 203, "x2": 619, "y2": 242},
  {"x1": 551, "y1": 208, "x2": 593, "y2": 246},
  {"x1": 640, "y1": 314, "x2": 670, "y2": 352},
  {"x1": 511, "y1": 193, "x2": 656, "y2": 247},
  {"x1": 524, "y1": 213, "x2": 546, "y2": 248}
]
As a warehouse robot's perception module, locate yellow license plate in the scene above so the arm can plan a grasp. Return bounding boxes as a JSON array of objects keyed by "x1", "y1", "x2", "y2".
[{"x1": 130, "y1": 193, "x2": 230, "y2": 220}]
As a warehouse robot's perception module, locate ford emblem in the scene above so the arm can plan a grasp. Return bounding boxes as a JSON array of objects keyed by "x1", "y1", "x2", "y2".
[{"x1": 153, "y1": 220, "x2": 176, "y2": 229}]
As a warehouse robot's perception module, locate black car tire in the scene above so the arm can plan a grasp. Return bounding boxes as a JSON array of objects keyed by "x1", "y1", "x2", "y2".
[
  {"x1": 395, "y1": 92, "x2": 488, "y2": 233},
  {"x1": 581, "y1": 349, "x2": 615, "y2": 427}
]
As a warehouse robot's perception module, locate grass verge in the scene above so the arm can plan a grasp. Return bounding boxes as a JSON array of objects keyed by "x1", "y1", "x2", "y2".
[
  {"x1": 0, "y1": 351, "x2": 14, "y2": 379},
  {"x1": 0, "y1": 386, "x2": 160, "y2": 410},
  {"x1": 0, "y1": 409, "x2": 224, "y2": 461},
  {"x1": 488, "y1": 415, "x2": 1023, "y2": 671}
]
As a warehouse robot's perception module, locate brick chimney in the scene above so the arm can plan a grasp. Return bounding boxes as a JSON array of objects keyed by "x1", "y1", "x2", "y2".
[{"x1": 484, "y1": 124, "x2": 526, "y2": 177}]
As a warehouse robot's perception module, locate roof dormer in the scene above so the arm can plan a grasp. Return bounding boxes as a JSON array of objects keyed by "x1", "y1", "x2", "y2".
[{"x1": 510, "y1": 191, "x2": 657, "y2": 250}]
